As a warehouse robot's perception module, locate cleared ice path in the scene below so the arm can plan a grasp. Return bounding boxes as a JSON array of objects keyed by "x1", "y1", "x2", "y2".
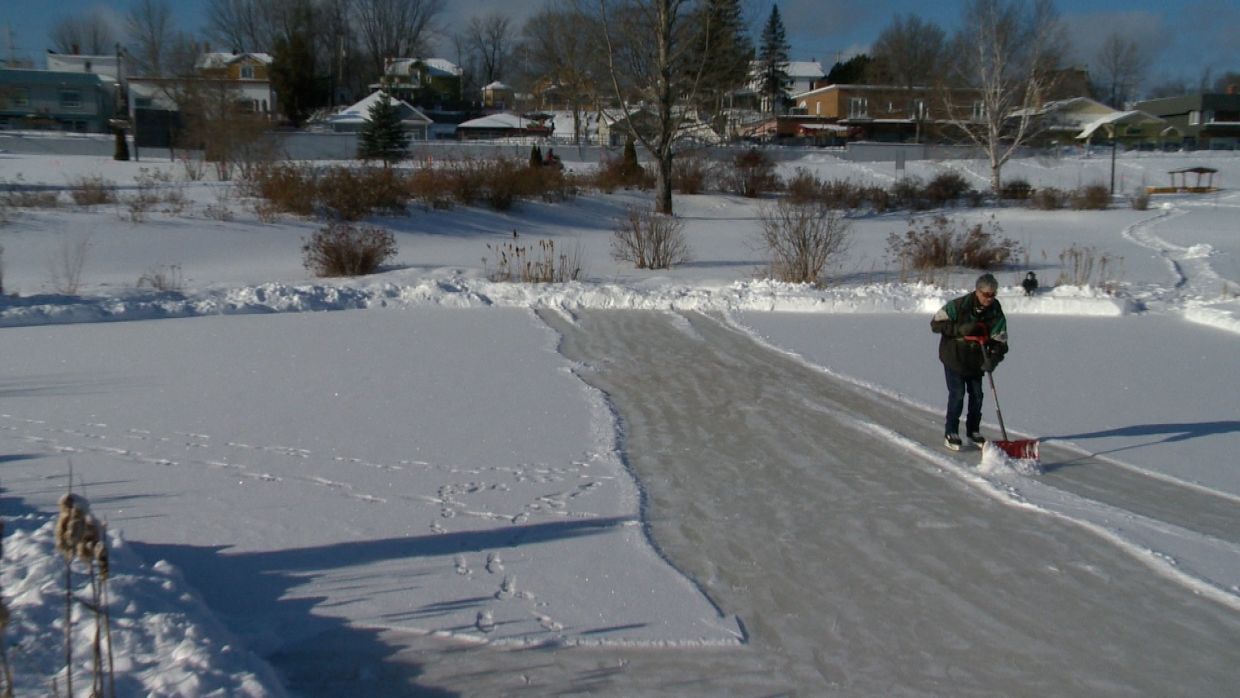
[{"x1": 533, "y1": 308, "x2": 1240, "y2": 696}]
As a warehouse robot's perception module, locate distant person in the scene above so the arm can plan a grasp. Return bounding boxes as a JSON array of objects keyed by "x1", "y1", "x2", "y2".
[
  {"x1": 1021, "y1": 271, "x2": 1038, "y2": 296},
  {"x1": 931, "y1": 273, "x2": 1009, "y2": 451}
]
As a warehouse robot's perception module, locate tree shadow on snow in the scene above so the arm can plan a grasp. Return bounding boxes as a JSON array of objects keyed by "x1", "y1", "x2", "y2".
[{"x1": 129, "y1": 516, "x2": 630, "y2": 696}]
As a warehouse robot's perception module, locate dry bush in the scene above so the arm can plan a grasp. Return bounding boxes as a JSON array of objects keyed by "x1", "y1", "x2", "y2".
[
  {"x1": 593, "y1": 156, "x2": 653, "y2": 193},
  {"x1": 0, "y1": 178, "x2": 60, "y2": 208},
  {"x1": 318, "y1": 166, "x2": 411, "y2": 220},
  {"x1": 672, "y1": 154, "x2": 713, "y2": 194},
  {"x1": 484, "y1": 231, "x2": 584, "y2": 282},
  {"x1": 69, "y1": 176, "x2": 118, "y2": 206},
  {"x1": 1129, "y1": 191, "x2": 1151, "y2": 210},
  {"x1": 923, "y1": 171, "x2": 971, "y2": 206},
  {"x1": 887, "y1": 215, "x2": 1022, "y2": 280},
  {"x1": 49, "y1": 234, "x2": 91, "y2": 294},
  {"x1": 890, "y1": 177, "x2": 924, "y2": 210},
  {"x1": 727, "y1": 148, "x2": 780, "y2": 198},
  {"x1": 1057, "y1": 243, "x2": 1125, "y2": 290},
  {"x1": 245, "y1": 162, "x2": 319, "y2": 216},
  {"x1": 302, "y1": 222, "x2": 397, "y2": 277},
  {"x1": 822, "y1": 179, "x2": 866, "y2": 210},
  {"x1": 408, "y1": 164, "x2": 456, "y2": 210},
  {"x1": 1029, "y1": 187, "x2": 1069, "y2": 210},
  {"x1": 784, "y1": 168, "x2": 823, "y2": 205},
  {"x1": 999, "y1": 179, "x2": 1033, "y2": 201},
  {"x1": 137, "y1": 264, "x2": 185, "y2": 291},
  {"x1": 612, "y1": 206, "x2": 690, "y2": 269},
  {"x1": 759, "y1": 200, "x2": 851, "y2": 285},
  {"x1": 1070, "y1": 183, "x2": 1111, "y2": 210},
  {"x1": 445, "y1": 159, "x2": 489, "y2": 205},
  {"x1": 864, "y1": 186, "x2": 891, "y2": 214},
  {"x1": 480, "y1": 158, "x2": 525, "y2": 211}
]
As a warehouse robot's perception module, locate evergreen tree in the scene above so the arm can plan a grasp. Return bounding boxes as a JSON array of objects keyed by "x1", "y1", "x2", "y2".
[
  {"x1": 271, "y1": 29, "x2": 320, "y2": 127},
  {"x1": 692, "y1": 0, "x2": 753, "y2": 116},
  {"x1": 530, "y1": 144, "x2": 543, "y2": 168},
  {"x1": 358, "y1": 93, "x2": 410, "y2": 165},
  {"x1": 826, "y1": 54, "x2": 873, "y2": 85},
  {"x1": 757, "y1": 5, "x2": 791, "y2": 114}
]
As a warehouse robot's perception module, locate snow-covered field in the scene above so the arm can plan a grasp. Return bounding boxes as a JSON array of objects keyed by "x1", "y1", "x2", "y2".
[{"x1": 1, "y1": 147, "x2": 1238, "y2": 694}]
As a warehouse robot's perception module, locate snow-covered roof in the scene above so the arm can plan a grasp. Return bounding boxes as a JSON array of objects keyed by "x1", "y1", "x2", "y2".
[
  {"x1": 195, "y1": 52, "x2": 273, "y2": 70},
  {"x1": 483, "y1": 81, "x2": 512, "y2": 91},
  {"x1": 752, "y1": 60, "x2": 825, "y2": 80},
  {"x1": 457, "y1": 112, "x2": 529, "y2": 129},
  {"x1": 1076, "y1": 110, "x2": 1166, "y2": 140},
  {"x1": 326, "y1": 90, "x2": 432, "y2": 125},
  {"x1": 384, "y1": 57, "x2": 463, "y2": 78}
]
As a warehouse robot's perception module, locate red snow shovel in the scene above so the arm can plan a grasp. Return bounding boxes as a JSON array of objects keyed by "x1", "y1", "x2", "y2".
[{"x1": 982, "y1": 345, "x2": 1040, "y2": 462}]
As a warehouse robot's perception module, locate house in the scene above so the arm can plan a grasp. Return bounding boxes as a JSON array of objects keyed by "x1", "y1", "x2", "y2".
[
  {"x1": 482, "y1": 81, "x2": 514, "y2": 110},
  {"x1": 0, "y1": 67, "x2": 116, "y2": 132},
  {"x1": 789, "y1": 83, "x2": 979, "y2": 143},
  {"x1": 193, "y1": 51, "x2": 276, "y2": 115},
  {"x1": 595, "y1": 107, "x2": 719, "y2": 146},
  {"x1": 372, "y1": 58, "x2": 463, "y2": 110},
  {"x1": 454, "y1": 112, "x2": 551, "y2": 140},
  {"x1": 747, "y1": 60, "x2": 825, "y2": 112},
  {"x1": 1133, "y1": 89, "x2": 1240, "y2": 149},
  {"x1": 1009, "y1": 97, "x2": 1121, "y2": 145},
  {"x1": 324, "y1": 90, "x2": 432, "y2": 139}
]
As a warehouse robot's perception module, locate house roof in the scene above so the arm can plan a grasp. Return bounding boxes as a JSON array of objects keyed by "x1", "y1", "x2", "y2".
[
  {"x1": 195, "y1": 52, "x2": 273, "y2": 71},
  {"x1": 327, "y1": 90, "x2": 432, "y2": 125},
  {"x1": 1076, "y1": 110, "x2": 1166, "y2": 140},
  {"x1": 457, "y1": 112, "x2": 530, "y2": 129},
  {"x1": 483, "y1": 81, "x2": 512, "y2": 91},
  {"x1": 0, "y1": 68, "x2": 107, "y2": 89},
  {"x1": 385, "y1": 58, "x2": 463, "y2": 78},
  {"x1": 750, "y1": 61, "x2": 825, "y2": 82}
]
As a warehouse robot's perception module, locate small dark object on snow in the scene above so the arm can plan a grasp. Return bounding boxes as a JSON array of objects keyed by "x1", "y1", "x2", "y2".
[{"x1": 1021, "y1": 271, "x2": 1038, "y2": 296}]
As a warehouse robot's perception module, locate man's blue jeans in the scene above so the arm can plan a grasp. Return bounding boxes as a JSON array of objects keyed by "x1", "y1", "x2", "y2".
[{"x1": 944, "y1": 366, "x2": 984, "y2": 436}]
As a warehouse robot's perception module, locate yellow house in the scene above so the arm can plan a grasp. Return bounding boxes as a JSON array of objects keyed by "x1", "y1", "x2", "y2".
[{"x1": 195, "y1": 52, "x2": 273, "y2": 82}]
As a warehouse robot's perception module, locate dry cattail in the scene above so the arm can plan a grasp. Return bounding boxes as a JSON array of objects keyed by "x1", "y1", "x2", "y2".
[
  {"x1": 55, "y1": 494, "x2": 91, "y2": 560},
  {"x1": 0, "y1": 598, "x2": 9, "y2": 628}
]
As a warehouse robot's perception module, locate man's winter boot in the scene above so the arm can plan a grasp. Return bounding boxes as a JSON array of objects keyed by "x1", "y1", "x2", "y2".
[
  {"x1": 945, "y1": 433, "x2": 963, "y2": 451},
  {"x1": 968, "y1": 432, "x2": 987, "y2": 446}
]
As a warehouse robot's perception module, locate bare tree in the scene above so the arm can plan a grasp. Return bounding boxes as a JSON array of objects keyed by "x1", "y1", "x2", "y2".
[
  {"x1": 596, "y1": 0, "x2": 712, "y2": 215},
  {"x1": 942, "y1": 0, "x2": 1068, "y2": 194},
  {"x1": 50, "y1": 11, "x2": 120, "y2": 55},
  {"x1": 461, "y1": 14, "x2": 512, "y2": 86},
  {"x1": 870, "y1": 14, "x2": 946, "y2": 142},
  {"x1": 1094, "y1": 32, "x2": 1150, "y2": 108},
  {"x1": 205, "y1": 0, "x2": 274, "y2": 52},
  {"x1": 355, "y1": 0, "x2": 445, "y2": 79},
  {"x1": 126, "y1": 0, "x2": 176, "y2": 76},
  {"x1": 522, "y1": 2, "x2": 604, "y2": 143}
]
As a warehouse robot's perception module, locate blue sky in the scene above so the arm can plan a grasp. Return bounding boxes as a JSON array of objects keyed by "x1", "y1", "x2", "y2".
[{"x1": 3, "y1": 0, "x2": 1237, "y2": 90}]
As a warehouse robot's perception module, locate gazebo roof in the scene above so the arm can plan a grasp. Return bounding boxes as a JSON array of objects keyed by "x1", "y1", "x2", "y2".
[{"x1": 1168, "y1": 167, "x2": 1218, "y2": 174}]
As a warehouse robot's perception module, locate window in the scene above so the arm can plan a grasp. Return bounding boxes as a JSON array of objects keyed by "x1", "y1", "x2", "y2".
[
  {"x1": 848, "y1": 96, "x2": 869, "y2": 118},
  {"x1": 1188, "y1": 110, "x2": 1200, "y2": 125},
  {"x1": 240, "y1": 65, "x2": 255, "y2": 79},
  {"x1": 60, "y1": 90, "x2": 83, "y2": 109},
  {"x1": 910, "y1": 99, "x2": 926, "y2": 119},
  {"x1": 972, "y1": 101, "x2": 986, "y2": 121}
]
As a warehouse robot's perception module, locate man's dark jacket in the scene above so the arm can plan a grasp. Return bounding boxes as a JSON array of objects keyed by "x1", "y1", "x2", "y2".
[{"x1": 931, "y1": 292, "x2": 1008, "y2": 377}]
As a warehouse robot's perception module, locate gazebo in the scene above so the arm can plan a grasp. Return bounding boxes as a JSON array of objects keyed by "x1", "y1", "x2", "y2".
[{"x1": 1167, "y1": 166, "x2": 1219, "y2": 193}]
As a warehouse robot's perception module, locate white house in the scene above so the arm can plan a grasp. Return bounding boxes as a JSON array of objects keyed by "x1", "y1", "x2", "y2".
[
  {"x1": 47, "y1": 52, "x2": 121, "y2": 82},
  {"x1": 325, "y1": 90, "x2": 433, "y2": 139},
  {"x1": 748, "y1": 60, "x2": 825, "y2": 111}
]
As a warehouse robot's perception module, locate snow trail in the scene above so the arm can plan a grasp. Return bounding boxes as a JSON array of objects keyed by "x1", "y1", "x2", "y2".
[{"x1": 543, "y1": 309, "x2": 1240, "y2": 695}]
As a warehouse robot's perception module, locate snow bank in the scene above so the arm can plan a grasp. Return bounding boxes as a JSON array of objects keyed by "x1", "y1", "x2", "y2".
[{"x1": 1, "y1": 514, "x2": 285, "y2": 696}]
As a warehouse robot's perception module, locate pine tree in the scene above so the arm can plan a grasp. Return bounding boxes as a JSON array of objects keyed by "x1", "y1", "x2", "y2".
[
  {"x1": 358, "y1": 93, "x2": 411, "y2": 165},
  {"x1": 530, "y1": 144, "x2": 543, "y2": 168},
  {"x1": 271, "y1": 29, "x2": 320, "y2": 127},
  {"x1": 757, "y1": 5, "x2": 791, "y2": 114},
  {"x1": 692, "y1": 0, "x2": 753, "y2": 116}
]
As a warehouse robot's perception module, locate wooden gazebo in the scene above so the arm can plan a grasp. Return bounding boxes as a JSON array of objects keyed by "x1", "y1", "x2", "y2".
[{"x1": 1167, "y1": 167, "x2": 1219, "y2": 193}]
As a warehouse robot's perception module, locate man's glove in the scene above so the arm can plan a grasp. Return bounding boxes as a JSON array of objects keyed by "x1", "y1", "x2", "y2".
[{"x1": 957, "y1": 321, "x2": 981, "y2": 336}]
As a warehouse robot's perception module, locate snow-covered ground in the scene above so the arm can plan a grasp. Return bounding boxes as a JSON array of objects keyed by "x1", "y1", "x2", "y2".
[{"x1": 1, "y1": 148, "x2": 1238, "y2": 694}]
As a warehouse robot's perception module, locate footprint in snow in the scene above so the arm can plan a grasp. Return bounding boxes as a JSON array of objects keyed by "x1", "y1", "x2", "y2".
[
  {"x1": 454, "y1": 555, "x2": 471, "y2": 576},
  {"x1": 495, "y1": 574, "x2": 516, "y2": 600},
  {"x1": 486, "y1": 552, "x2": 503, "y2": 574},
  {"x1": 476, "y1": 610, "x2": 495, "y2": 633}
]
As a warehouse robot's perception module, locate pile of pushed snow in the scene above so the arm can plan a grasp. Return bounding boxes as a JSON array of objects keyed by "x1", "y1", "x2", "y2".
[
  {"x1": 1, "y1": 514, "x2": 284, "y2": 697},
  {"x1": 0, "y1": 276, "x2": 1136, "y2": 329}
]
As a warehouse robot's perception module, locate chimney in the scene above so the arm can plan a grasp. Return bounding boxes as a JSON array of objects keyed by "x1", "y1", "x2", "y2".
[{"x1": 71, "y1": 44, "x2": 80, "y2": 55}]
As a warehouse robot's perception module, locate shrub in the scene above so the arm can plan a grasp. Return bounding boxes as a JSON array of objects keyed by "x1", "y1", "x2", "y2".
[
  {"x1": 886, "y1": 215, "x2": 1022, "y2": 280},
  {"x1": 481, "y1": 158, "x2": 525, "y2": 211},
  {"x1": 612, "y1": 206, "x2": 690, "y2": 269},
  {"x1": 673, "y1": 154, "x2": 713, "y2": 195},
  {"x1": 137, "y1": 264, "x2": 185, "y2": 292},
  {"x1": 890, "y1": 177, "x2": 924, "y2": 210},
  {"x1": 1070, "y1": 183, "x2": 1111, "y2": 210},
  {"x1": 408, "y1": 164, "x2": 456, "y2": 209},
  {"x1": 302, "y1": 222, "x2": 397, "y2": 277},
  {"x1": 69, "y1": 176, "x2": 118, "y2": 206},
  {"x1": 446, "y1": 159, "x2": 489, "y2": 205},
  {"x1": 595, "y1": 154, "x2": 651, "y2": 192},
  {"x1": 484, "y1": 231, "x2": 584, "y2": 283},
  {"x1": 1057, "y1": 243, "x2": 1124, "y2": 290},
  {"x1": 999, "y1": 179, "x2": 1033, "y2": 201},
  {"x1": 1029, "y1": 187, "x2": 1069, "y2": 210},
  {"x1": 318, "y1": 166, "x2": 410, "y2": 220},
  {"x1": 728, "y1": 148, "x2": 779, "y2": 198},
  {"x1": 759, "y1": 200, "x2": 851, "y2": 285},
  {"x1": 246, "y1": 162, "x2": 318, "y2": 216},
  {"x1": 821, "y1": 179, "x2": 866, "y2": 210},
  {"x1": 864, "y1": 186, "x2": 891, "y2": 214},
  {"x1": 923, "y1": 171, "x2": 971, "y2": 206},
  {"x1": 784, "y1": 168, "x2": 823, "y2": 205},
  {"x1": 1129, "y1": 191, "x2": 1151, "y2": 210}
]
